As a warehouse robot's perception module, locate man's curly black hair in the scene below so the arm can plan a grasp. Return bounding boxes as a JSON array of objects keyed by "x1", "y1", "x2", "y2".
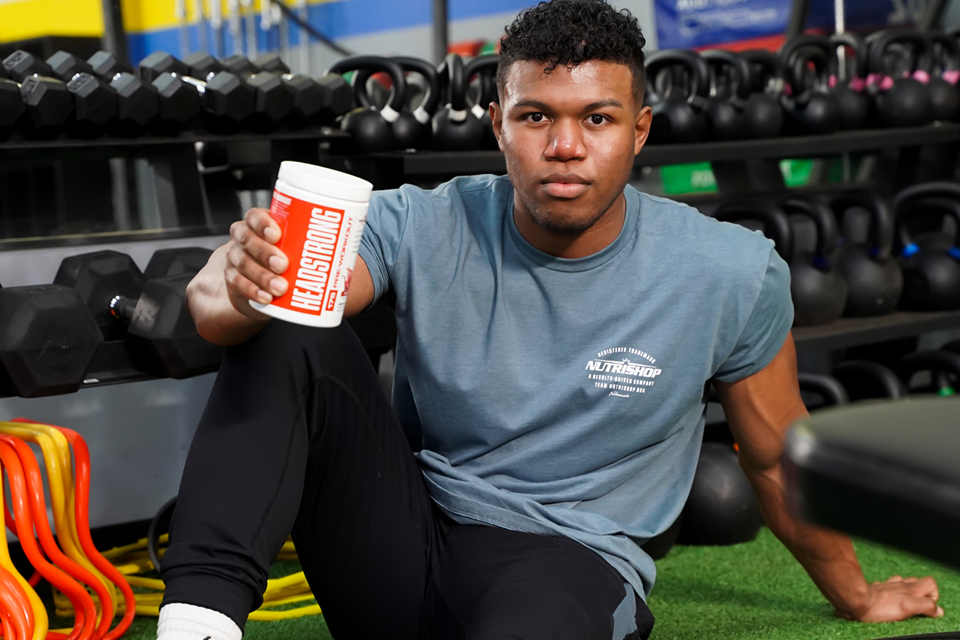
[{"x1": 497, "y1": 0, "x2": 647, "y2": 103}]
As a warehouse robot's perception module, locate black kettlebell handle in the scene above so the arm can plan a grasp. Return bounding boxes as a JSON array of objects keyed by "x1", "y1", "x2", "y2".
[
  {"x1": 644, "y1": 49, "x2": 709, "y2": 109},
  {"x1": 327, "y1": 55, "x2": 408, "y2": 123},
  {"x1": 895, "y1": 181, "x2": 960, "y2": 211},
  {"x1": 896, "y1": 350, "x2": 960, "y2": 391},
  {"x1": 396, "y1": 56, "x2": 442, "y2": 123},
  {"x1": 781, "y1": 198, "x2": 840, "y2": 268},
  {"x1": 437, "y1": 53, "x2": 468, "y2": 113},
  {"x1": 942, "y1": 341, "x2": 960, "y2": 390},
  {"x1": 829, "y1": 32, "x2": 869, "y2": 83},
  {"x1": 479, "y1": 73, "x2": 497, "y2": 109},
  {"x1": 797, "y1": 372, "x2": 849, "y2": 407},
  {"x1": 867, "y1": 28, "x2": 927, "y2": 79},
  {"x1": 464, "y1": 54, "x2": 500, "y2": 116},
  {"x1": 894, "y1": 182, "x2": 960, "y2": 254},
  {"x1": 353, "y1": 57, "x2": 441, "y2": 125},
  {"x1": 711, "y1": 201, "x2": 794, "y2": 262},
  {"x1": 785, "y1": 46, "x2": 832, "y2": 104},
  {"x1": 923, "y1": 32, "x2": 960, "y2": 78},
  {"x1": 700, "y1": 49, "x2": 752, "y2": 103},
  {"x1": 895, "y1": 197, "x2": 960, "y2": 257},
  {"x1": 741, "y1": 49, "x2": 785, "y2": 96},
  {"x1": 779, "y1": 34, "x2": 831, "y2": 66},
  {"x1": 831, "y1": 360, "x2": 907, "y2": 400},
  {"x1": 829, "y1": 191, "x2": 895, "y2": 261}
]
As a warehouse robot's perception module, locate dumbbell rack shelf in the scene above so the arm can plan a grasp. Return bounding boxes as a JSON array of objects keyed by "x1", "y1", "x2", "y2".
[
  {"x1": 0, "y1": 127, "x2": 348, "y2": 153},
  {"x1": 0, "y1": 127, "x2": 350, "y2": 239},
  {"x1": 365, "y1": 123, "x2": 960, "y2": 195},
  {"x1": 0, "y1": 337, "x2": 163, "y2": 400},
  {"x1": 1, "y1": 307, "x2": 959, "y2": 400},
  {"x1": 793, "y1": 310, "x2": 960, "y2": 353}
]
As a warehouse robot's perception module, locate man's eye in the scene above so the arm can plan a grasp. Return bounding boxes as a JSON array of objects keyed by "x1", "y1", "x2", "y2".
[
  {"x1": 527, "y1": 112, "x2": 545, "y2": 122},
  {"x1": 589, "y1": 114, "x2": 606, "y2": 125}
]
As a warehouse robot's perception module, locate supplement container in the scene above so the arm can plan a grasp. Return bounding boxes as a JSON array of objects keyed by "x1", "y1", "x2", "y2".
[{"x1": 251, "y1": 161, "x2": 373, "y2": 327}]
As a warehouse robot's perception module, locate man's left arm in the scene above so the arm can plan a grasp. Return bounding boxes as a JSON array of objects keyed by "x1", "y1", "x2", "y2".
[{"x1": 714, "y1": 333, "x2": 944, "y2": 622}]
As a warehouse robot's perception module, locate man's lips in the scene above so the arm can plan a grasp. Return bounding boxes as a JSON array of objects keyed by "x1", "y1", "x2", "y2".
[{"x1": 540, "y1": 173, "x2": 590, "y2": 198}]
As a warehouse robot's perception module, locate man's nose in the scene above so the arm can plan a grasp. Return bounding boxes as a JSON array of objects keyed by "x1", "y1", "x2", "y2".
[{"x1": 545, "y1": 119, "x2": 586, "y2": 160}]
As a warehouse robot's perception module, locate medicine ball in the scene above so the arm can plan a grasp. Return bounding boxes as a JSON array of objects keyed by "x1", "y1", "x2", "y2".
[{"x1": 677, "y1": 442, "x2": 763, "y2": 546}]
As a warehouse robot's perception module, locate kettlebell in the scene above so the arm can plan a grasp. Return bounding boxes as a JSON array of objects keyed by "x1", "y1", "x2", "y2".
[
  {"x1": 922, "y1": 32, "x2": 960, "y2": 122},
  {"x1": 643, "y1": 49, "x2": 709, "y2": 144},
  {"x1": 353, "y1": 56, "x2": 440, "y2": 150},
  {"x1": 327, "y1": 56, "x2": 408, "y2": 153},
  {"x1": 712, "y1": 201, "x2": 795, "y2": 263},
  {"x1": 865, "y1": 29, "x2": 933, "y2": 128},
  {"x1": 780, "y1": 43, "x2": 840, "y2": 135},
  {"x1": 781, "y1": 198, "x2": 847, "y2": 326},
  {"x1": 701, "y1": 49, "x2": 752, "y2": 140},
  {"x1": 897, "y1": 350, "x2": 960, "y2": 394},
  {"x1": 464, "y1": 54, "x2": 500, "y2": 151},
  {"x1": 641, "y1": 514, "x2": 683, "y2": 560},
  {"x1": 432, "y1": 53, "x2": 484, "y2": 151},
  {"x1": 797, "y1": 373, "x2": 849, "y2": 411},
  {"x1": 831, "y1": 360, "x2": 907, "y2": 401},
  {"x1": 829, "y1": 191, "x2": 903, "y2": 317},
  {"x1": 828, "y1": 32, "x2": 871, "y2": 130},
  {"x1": 893, "y1": 182, "x2": 960, "y2": 311},
  {"x1": 940, "y1": 340, "x2": 960, "y2": 392},
  {"x1": 676, "y1": 442, "x2": 762, "y2": 546},
  {"x1": 740, "y1": 49, "x2": 786, "y2": 138}
]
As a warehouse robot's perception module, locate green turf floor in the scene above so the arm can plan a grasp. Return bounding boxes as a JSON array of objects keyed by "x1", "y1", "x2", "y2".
[{"x1": 107, "y1": 528, "x2": 960, "y2": 640}]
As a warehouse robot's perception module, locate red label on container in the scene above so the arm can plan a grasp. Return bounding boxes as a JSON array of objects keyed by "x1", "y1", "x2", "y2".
[{"x1": 268, "y1": 190, "x2": 346, "y2": 316}]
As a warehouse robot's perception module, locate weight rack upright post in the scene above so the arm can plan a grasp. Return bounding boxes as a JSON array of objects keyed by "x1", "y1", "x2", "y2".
[{"x1": 433, "y1": 0, "x2": 449, "y2": 65}]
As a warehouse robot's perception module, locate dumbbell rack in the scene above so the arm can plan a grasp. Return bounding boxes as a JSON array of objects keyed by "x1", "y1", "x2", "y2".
[
  {"x1": 0, "y1": 127, "x2": 349, "y2": 244},
  {"x1": 1, "y1": 123, "x2": 959, "y2": 398}
]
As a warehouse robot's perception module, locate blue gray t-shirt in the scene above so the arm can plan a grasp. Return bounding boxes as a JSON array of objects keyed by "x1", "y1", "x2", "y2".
[{"x1": 358, "y1": 174, "x2": 793, "y2": 601}]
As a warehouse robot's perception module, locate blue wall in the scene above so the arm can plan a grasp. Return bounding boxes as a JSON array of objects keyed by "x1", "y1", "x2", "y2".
[{"x1": 128, "y1": 0, "x2": 533, "y2": 65}]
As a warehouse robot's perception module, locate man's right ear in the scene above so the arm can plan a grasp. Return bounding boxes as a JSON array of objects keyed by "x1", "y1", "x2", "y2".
[{"x1": 490, "y1": 102, "x2": 503, "y2": 151}]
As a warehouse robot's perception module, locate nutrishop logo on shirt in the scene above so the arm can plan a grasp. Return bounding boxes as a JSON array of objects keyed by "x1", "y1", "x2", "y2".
[{"x1": 585, "y1": 347, "x2": 662, "y2": 398}]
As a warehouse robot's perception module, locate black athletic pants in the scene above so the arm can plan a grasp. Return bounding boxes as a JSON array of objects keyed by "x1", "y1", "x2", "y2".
[{"x1": 161, "y1": 320, "x2": 655, "y2": 640}]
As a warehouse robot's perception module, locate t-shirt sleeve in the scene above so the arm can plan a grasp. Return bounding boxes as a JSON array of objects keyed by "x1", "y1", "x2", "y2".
[
  {"x1": 712, "y1": 248, "x2": 793, "y2": 383},
  {"x1": 357, "y1": 187, "x2": 411, "y2": 304}
]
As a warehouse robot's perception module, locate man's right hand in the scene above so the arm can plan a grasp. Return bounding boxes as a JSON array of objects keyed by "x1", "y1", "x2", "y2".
[
  {"x1": 224, "y1": 208, "x2": 290, "y2": 318},
  {"x1": 187, "y1": 207, "x2": 375, "y2": 347}
]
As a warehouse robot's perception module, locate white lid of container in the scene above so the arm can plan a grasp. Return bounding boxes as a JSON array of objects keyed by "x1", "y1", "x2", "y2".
[{"x1": 277, "y1": 161, "x2": 373, "y2": 203}]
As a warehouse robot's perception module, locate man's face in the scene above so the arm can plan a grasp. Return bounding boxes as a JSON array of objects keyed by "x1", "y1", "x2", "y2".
[{"x1": 492, "y1": 60, "x2": 652, "y2": 235}]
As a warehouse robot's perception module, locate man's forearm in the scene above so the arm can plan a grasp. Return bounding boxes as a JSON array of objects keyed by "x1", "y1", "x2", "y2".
[{"x1": 747, "y1": 463, "x2": 870, "y2": 618}]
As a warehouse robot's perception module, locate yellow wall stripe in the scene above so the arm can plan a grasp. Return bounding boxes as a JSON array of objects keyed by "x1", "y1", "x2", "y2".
[
  {"x1": 0, "y1": 0, "x2": 103, "y2": 42},
  {"x1": 0, "y1": 0, "x2": 342, "y2": 42}
]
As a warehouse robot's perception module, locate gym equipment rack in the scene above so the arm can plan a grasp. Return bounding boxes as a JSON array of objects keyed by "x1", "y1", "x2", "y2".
[{"x1": 1, "y1": 122, "x2": 959, "y2": 398}]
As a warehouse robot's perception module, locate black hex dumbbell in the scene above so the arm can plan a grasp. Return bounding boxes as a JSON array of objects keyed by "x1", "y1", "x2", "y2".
[
  {"x1": 65, "y1": 50, "x2": 199, "y2": 134},
  {"x1": 184, "y1": 52, "x2": 257, "y2": 132},
  {"x1": 315, "y1": 73, "x2": 354, "y2": 124},
  {"x1": 1, "y1": 50, "x2": 73, "y2": 138},
  {"x1": 221, "y1": 54, "x2": 293, "y2": 131},
  {"x1": 39, "y1": 51, "x2": 118, "y2": 138},
  {"x1": 140, "y1": 52, "x2": 253, "y2": 133},
  {"x1": 0, "y1": 78, "x2": 26, "y2": 138},
  {"x1": 254, "y1": 53, "x2": 354, "y2": 127},
  {"x1": 257, "y1": 53, "x2": 355, "y2": 125},
  {"x1": 0, "y1": 284, "x2": 102, "y2": 398},
  {"x1": 54, "y1": 249, "x2": 222, "y2": 379},
  {"x1": 51, "y1": 50, "x2": 201, "y2": 136},
  {"x1": 87, "y1": 51, "x2": 160, "y2": 135}
]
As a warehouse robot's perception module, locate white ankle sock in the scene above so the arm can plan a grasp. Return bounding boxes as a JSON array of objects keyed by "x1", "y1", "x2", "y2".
[{"x1": 157, "y1": 603, "x2": 243, "y2": 640}]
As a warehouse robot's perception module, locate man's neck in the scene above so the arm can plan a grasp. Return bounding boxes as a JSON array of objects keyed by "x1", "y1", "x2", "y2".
[{"x1": 513, "y1": 193, "x2": 627, "y2": 259}]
